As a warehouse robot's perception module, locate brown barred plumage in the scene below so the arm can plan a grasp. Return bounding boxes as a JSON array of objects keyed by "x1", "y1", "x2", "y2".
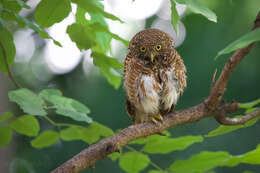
[{"x1": 123, "y1": 29, "x2": 186, "y2": 124}]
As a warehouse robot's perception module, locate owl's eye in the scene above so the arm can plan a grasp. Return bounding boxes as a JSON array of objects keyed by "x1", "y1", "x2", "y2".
[
  {"x1": 140, "y1": 46, "x2": 146, "y2": 52},
  {"x1": 155, "y1": 44, "x2": 162, "y2": 51}
]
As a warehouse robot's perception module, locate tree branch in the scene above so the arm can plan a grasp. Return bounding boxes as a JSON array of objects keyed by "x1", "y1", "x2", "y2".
[{"x1": 51, "y1": 11, "x2": 260, "y2": 173}]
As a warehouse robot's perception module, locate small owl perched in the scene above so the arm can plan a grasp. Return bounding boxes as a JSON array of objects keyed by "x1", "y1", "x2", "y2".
[{"x1": 123, "y1": 29, "x2": 186, "y2": 124}]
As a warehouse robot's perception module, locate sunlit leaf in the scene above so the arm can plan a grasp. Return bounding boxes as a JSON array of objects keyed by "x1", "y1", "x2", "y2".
[
  {"x1": 11, "y1": 115, "x2": 39, "y2": 137},
  {"x1": 239, "y1": 99, "x2": 260, "y2": 109},
  {"x1": 0, "y1": 126, "x2": 12, "y2": 147},
  {"x1": 67, "y1": 23, "x2": 96, "y2": 50},
  {"x1": 0, "y1": 112, "x2": 13, "y2": 123},
  {"x1": 119, "y1": 152, "x2": 150, "y2": 173},
  {"x1": 170, "y1": 0, "x2": 179, "y2": 34},
  {"x1": 176, "y1": 0, "x2": 217, "y2": 22},
  {"x1": 72, "y1": 0, "x2": 123, "y2": 23},
  {"x1": 0, "y1": 25, "x2": 15, "y2": 73},
  {"x1": 31, "y1": 130, "x2": 59, "y2": 148},
  {"x1": 34, "y1": 0, "x2": 71, "y2": 28},
  {"x1": 44, "y1": 95, "x2": 92, "y2": 123},
  {"x1": 216, "y1": 28, "x2": 260, "y2": 58},
  {"x1": 8, "y1": 88, "x2": 47, "y2": 116},
  {"x1": 169, "y1": 151, "x2": 231, "y2": 173},
  {"x1": 60, "y1": 126, "x2": 83, "y2": 141},
  {"x1": 142, "y1": 136, "x2": 203, "y2": 154},
  {"x1": 81, "y1": 122, "x2": 114, "y2": 144},
  {"x1": 92, "y1": 52, "x2": 122, "y2": 89}
]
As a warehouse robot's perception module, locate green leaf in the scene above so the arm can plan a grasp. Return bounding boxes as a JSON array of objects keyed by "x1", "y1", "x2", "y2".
[
  {"x1": 1, "y1": 0, "x2": 22, "y2": 13},
  {"x1": 119, "y1": 152, "x2": 150, "y2": 173},
  {"x1": 67, "y1": 23, "x2": 96, "y2": 50},
  {"x1": 60, "y1": 126, "x2": 82, "y2": 141},
  {"x1": 169, "y1": 151, "x2": 231, "y2": 173},
  {"x1": 11, "y1": 115, "x2": 39, "y2": 137},
  {"x1": 34, "y1": 0, "x2": 71, "y2": 28},
  {"x1": 108, "y1": 152, "x2": 121, "y2": 161},
  {"x1": 81, "y1": 122, "x2": 114, "y2": 144},
  {"x1": 239, "y1": 99, "x2": 260, "y2": 109},
  {"x1": 72, "y1": 0, "x2": 123, "y2": 23},
  {"x1": 43, "y1": 94, "x2": 92, "y2": 123},
  {"x1": 216, "y1": 28, "x2": 260, "y2": 58},
  {"x1": 8, "y1": 88, "x2": 47, "y2": 116},
  {"x1": 92, "y1": 52, "x2": 122, "y2": 89},
  {"x1": 148, "y1": 170, "x2": 167, "y2": 173},
  {"x1": 15, "y1": 0, "x2": 30, "y2": 9},
  {"x1": 89, "y1": 23, "x2": 129, "y2": 47},
  {"x1": 241, "y1": 144, "x2": 260, "y2": 164},
  {"x1": 142, "y1": 136, "x2": 203, "y2": 154},
  {"x1": 0, "y1": 126, "x2": 12, "y2": 147},
  {"x1": 177, "y1": 0, "x2": 217, "y2": 23},
  {"x1": 170, "y1": 0, "x2": 179, "y2": 34},
  {"x1": 14, "y1": 14, "x2": 62, "y2": 47},
  {"x1": 0, "y1": 112, "x2": 13, "y2": 123},
  {"x1": 30, "y1": 130, "x2": 59, "y2": 148},
  {"x1": 0, "y1": 25, "x2": 15, "y2": 73},
  {"x1": 39, "y1": 88, "x2": 63, "y2": 101}
]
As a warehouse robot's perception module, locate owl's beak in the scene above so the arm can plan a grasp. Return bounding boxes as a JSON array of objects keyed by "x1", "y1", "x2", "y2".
[{"x1": 150, "y1": 53, "x2": 155, "y2": 63}]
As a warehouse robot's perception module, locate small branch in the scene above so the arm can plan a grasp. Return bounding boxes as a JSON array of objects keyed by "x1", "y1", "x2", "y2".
[
  {"x1": 0, "y1": 41, "x2": 21, "y2": 88},
  {"x1": 51, "y1": 11, "x2": 260, "y2": 173},
  {"x1": 215, "y1": 107, "x2": 260, "y2": 125}
]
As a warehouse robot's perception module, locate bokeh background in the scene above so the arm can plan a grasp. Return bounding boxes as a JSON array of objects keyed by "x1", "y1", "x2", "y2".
[{"x1": 0, "y1": 0, "x2": 260, "y2": 172}]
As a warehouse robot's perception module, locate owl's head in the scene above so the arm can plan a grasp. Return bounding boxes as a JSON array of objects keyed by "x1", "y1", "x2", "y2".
[{"x1": 129, "y1": 29, "x2": 174, "y2": 64}]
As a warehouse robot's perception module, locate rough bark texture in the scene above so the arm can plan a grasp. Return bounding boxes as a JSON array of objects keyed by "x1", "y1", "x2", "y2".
[{"x1": 51, "y1": 11, "x2": 260, "y2": 173}]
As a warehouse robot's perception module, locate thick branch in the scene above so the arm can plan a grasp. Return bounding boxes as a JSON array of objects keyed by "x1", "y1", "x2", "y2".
[{"x1": 51, "y1": 11, "x2": 260, "y2": 173}]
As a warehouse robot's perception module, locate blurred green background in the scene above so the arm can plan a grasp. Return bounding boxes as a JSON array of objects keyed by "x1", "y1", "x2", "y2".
[{"x1": 1, "y1": 0, "x2": 260, "y2": 172}]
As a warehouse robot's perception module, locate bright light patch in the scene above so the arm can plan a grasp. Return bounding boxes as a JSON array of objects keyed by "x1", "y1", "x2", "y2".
[
  {"x1": 14, "y1": 29, "x2": 35, "y2": 62},
  {"x1": 157, "y1": 0, "x2": 187, "y2": 20},
  {"x1": 44, "y1": 6, "x2": 82, "y2": 74},
  {"x1": 105, "y1": 0, "x2": 163, "y2": 20}
]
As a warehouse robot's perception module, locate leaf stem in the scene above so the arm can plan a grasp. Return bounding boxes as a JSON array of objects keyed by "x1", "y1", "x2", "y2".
[
  {"x1": 124, "y1": 145, "x2": 164, "y2": 172},
  {"x1": 0, "y1": 41, "x2": 21, "y2": 88}
]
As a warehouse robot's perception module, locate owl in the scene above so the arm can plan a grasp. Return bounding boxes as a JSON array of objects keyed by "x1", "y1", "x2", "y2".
[{"x1": 123, "y1": 28, "x2": 186, "y2": 124}]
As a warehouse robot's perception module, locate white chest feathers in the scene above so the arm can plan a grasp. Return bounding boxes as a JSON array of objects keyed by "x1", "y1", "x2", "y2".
[{"x1": 137, "y1": 69, "x2": 180, "y2": 114}]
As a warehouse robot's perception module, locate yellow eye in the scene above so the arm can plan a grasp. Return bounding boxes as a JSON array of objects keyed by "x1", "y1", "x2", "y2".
[
  {"x1": 155, "y1": 44, "x2": 162, "y2": 51},
  {"x1": 140, "y1": 46, "x2": 146, "y2": 52}
]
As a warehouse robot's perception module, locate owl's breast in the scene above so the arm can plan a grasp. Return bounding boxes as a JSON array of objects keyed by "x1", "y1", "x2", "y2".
[
  {"x1": 160, "y1": 68, "x2": 181, "y2": 111},
  {"x1": 137, "y1": 74, "x2": 162, "y2": 114}
]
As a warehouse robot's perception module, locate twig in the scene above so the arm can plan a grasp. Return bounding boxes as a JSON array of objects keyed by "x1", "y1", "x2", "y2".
[
  {"x1": 0, "y1": 41, "x2": 21, "y2": 88},
  {"x1": 51, "y1": 11, "x2": 260, "y2": 173}
]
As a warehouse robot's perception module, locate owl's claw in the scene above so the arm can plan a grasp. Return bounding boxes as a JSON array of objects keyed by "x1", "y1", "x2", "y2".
[
  {"x1": 151, "y1": 114, "x2": 163, "y2": 124},
  {"x1": 151, "y1": 117, "x2": 158, "y2": 124},
  {"x1": 154, "y1": 114, "x2": 163, "y2": 121}
]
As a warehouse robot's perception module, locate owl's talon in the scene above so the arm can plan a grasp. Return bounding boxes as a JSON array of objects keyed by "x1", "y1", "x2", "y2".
[
  {"x1": 154, "y1": 114, "x2": 163, "y2": 121},
  {"x1": 151, "y1": 117, "x2": 158, "y2": 124}
]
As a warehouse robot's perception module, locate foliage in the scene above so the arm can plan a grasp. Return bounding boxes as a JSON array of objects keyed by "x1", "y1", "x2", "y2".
[{"x1": 0, "y1": 0, "x2": 259, "y2": 173}]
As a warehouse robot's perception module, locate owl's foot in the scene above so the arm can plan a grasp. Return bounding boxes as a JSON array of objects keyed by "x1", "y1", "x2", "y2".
[{"x1": 151, "y1": 114, "x2": 163, "y2": 124}]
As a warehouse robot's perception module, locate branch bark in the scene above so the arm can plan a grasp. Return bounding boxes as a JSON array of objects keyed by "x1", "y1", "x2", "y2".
[{"x1": 51, "y1": 11, "x2": 260, "y2": 173}]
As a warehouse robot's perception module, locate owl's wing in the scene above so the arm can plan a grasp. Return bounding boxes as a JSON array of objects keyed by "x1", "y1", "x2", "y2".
[
  {"x1": 123, "y1": 53, "x2": 141, "y2": 123},
  {"x1": 173, "y1": 50, "x2": 187, "y2": 94}
]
